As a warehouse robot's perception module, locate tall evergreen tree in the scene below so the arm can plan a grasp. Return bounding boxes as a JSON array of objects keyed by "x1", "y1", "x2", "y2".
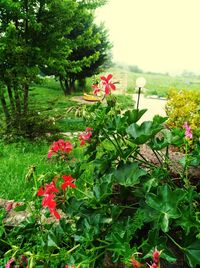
[{"x1": 48, "y1": 0, "x2": 111, "y2": 95}]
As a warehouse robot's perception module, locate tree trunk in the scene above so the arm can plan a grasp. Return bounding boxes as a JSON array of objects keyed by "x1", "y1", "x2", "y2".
[
  {"x1": 69, "y1": 78, "x2": 75, "y2": 93},
  {"x1": 59, "y1": 76, "x2": 67, "y2": 96},
  {"x1": 13, "y1": 83, "x2": 21, "y2": 115},
  {"x1": 78, "y1": 78, "x2": 86, "y2": 91},
  {"x1": 23, "y1": 84, "x2": 29, "y2": 115},
  {"x1": 6, "y1": 84, "x2": 16, "y2": 114},
  {"x1": 0, "y1": 92, "x2": 10, "y2": 127},
  {"x1": 64, "y1": 79, "x2": 71, "y2": 95}
]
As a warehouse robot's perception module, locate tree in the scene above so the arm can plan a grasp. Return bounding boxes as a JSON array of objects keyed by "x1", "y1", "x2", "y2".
[
  {"x1": 0, "y1": 0, "x2": 76, "y2": 129},
  {"x1": 48, "y1": 0, "x2": 111, "y2": 95},
  {"x1": 76, "y1": 23, "x2": 112, "y2": 87}
]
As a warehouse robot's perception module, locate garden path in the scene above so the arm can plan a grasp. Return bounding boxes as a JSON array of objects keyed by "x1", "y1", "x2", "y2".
[
  {"x1": 132, "y1": 93, "x2": 167, "y2": 121},
  {"x1": 72, "y1": 93, "x2": 167, "y2": 121}
]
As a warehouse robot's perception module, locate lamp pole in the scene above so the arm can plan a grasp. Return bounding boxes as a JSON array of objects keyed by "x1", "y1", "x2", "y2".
[{"x1": 135, "y1": 77, "x2": 146, "y2": 110}]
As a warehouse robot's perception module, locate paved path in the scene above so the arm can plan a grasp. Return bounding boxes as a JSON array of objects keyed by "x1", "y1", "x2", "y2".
[
  {"x1": 132, "y1": 94, "x2": 167, "y2": 121},
  {"x1": 71, "y1": 94, "x2": 167, "y2": 122}
]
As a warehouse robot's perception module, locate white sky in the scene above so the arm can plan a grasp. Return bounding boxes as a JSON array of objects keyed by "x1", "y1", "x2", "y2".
[{"x1": 95, "y1": 0, "x2": 200, "y2": 74}]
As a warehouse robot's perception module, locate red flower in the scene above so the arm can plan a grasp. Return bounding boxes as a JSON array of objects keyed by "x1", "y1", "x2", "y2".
[
  {"x1": 37, "y1": 186, "x2": 45, "y2": 196},
  {"x1": 100, "y1": 74, "x2": 116, "y2": 95},
  {"x1": 51, "y1": 208, "x2": 61, "y2": 220},
  {"x1": 48, "y1": 140, "x2": 73, "y2": 158},
  {"x1": 42, "y1": 193, "x2": 56, "y2": 209},
  {"x1": 79, "y1": 128, "x2": 92, "y2": 146},
  {"x1": 152, "y1": 248, "x2": 160, "y2": 263},
  {"x1": 92, "y1": 84, "x2": 100, "y2": 95},
  {"x1": 38, "y1": 181, "x2": 60, "y2": 220},
  {"x1": 61, "y1": 175, "x2": 76, "y2": 189},
  {"x1": 45, "y1": 181, "x2": 59, "y2": 194},
  {"x1": 131, "y1": 256, "x2": 142, "y2": 268}
]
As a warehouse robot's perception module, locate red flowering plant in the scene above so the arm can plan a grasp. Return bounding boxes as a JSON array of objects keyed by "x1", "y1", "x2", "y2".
[
  {"x1": 47, "y1": 139, "x2": 73, "y2": 160},
  {"x1": 92, "y1": 73, "x2": 116, "y2": 97},
  {"x1": 79, "y1": 127, "x2": 92, "y2": 146},
  {"x1": 2, "y1": 74, "x2": 200, "y2": 267},
  {"x1": 37, "y1": 175, "x2": 76, "y2": 220}
]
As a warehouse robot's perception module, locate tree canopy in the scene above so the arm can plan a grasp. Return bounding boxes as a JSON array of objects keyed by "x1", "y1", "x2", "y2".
[{"x1": 0, "y1": 0, "x2": 111, "y2": 131}]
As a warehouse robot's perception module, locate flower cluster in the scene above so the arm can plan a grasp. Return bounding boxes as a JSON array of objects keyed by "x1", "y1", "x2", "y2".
[
  {"x1": 6, "y1": 255, "x2": 28, "y2": 268},
  {"x1": 61, "y1": 175, "x2": 76, "y2": 190},
  {"x1": 37, "y1": 175, "x2": 76, "y2": 220},
  {"x1": 92, "y1": 74, "x2": 116, "y2": 96},
  {"x1": 131, "y1": 248, "x2": 161, "y2": 268},
  {"x1": 79, "y1": 127, "x2": 92, "y2": 146},
  {"x1": 48, "y1": 139, "x2": 73, "y2": 159},
  {"x1": 183, "y1": 121, "x2": 193, "y2": 139}
]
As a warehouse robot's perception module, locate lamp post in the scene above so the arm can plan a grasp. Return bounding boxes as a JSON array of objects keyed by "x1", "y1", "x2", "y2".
[{"x1": 135, "y1": 77, "x2": 146, "y2": 110}]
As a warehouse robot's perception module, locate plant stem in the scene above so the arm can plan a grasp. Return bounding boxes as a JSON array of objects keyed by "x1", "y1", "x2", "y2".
[
  {"x1": 74, "y1": 187, "x2": 92, "y2": 199},
  {"x1": 112, "y1": 133, "x2": 124, "y2": 157},
  {"x1": 166, "y1": 233, "x2": 185, "y2": 251}
]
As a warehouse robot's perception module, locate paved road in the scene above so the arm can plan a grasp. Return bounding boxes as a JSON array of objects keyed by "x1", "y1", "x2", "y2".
[{"x1": 132, "y1": 94, "x2": 167, "y2": 121}]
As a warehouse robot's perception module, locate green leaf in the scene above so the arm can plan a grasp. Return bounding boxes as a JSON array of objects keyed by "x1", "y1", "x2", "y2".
[
  {"x1": 185, "y1": 240, "x2": 200, "y2": 267},
  {"x1": 114, "y1": 162, "x2": 147, "y2": 186},
  {"x1": 145, "y1": 185, "x2": 186, "y2": 232},
  {"x1": 124, "y1": 109, "x2": 147, "y2": 124},
  {"x1": 126, "y1": 120, "x2": 163, "y2": 144},
  {"x1": 14, "y1": 204, "x2": 27, "y2": 212}
]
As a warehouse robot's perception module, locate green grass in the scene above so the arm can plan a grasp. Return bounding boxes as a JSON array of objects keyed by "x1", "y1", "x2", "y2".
[
  {"x1": 107, "y1": 66, "x2": 200, "y2": 97},
  {"x1": 0, "y1": 139, "x2": 51, "y2": 200}
]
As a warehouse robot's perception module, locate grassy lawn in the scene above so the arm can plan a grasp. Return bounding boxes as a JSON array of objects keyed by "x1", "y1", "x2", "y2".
[
  {"x1": 107, "y1": 66, "x2": 200, "y2": 97},
  {"x1": 0, "y1": 76, "x2": 134, "y2": 201}
]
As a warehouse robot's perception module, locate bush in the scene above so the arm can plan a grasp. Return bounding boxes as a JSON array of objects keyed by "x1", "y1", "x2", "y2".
[{"x1": 166, "y1": 89, "x2": 200, "y2": 130}]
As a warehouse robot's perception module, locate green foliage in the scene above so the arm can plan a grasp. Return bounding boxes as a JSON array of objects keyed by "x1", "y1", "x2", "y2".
[
  {"x1": 0, "y1": 0, "x2": 77, "y2": 130},
  {"x1": 48, "y1": 1, "x2": 112, "y2": 95},
  {"x1": 0, "y1": 91, "x2": 200, "y2": 267},
  {"x1": 166, "y1": 89, "x2": 200, "y2": 130}
]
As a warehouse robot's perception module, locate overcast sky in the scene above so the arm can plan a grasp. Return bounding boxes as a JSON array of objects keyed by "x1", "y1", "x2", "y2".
[{"x1": 95, "y1": 0, "x2": 200, "y2": 74}]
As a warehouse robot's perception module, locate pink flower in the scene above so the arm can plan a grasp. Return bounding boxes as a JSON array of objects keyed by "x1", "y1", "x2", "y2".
[
  {"x1": 92, "y1": 84, "x2": 100, "y2": 95},
  {"x1": 5, "y1": 202, "x2": 14, "y2": 211},
  {"x1": 183, "y1": 122, "x2": 193, "y2": 139},
  {"x1": 6, "y1": 258, "x2": 15, "y2": 268},
  {"x1": 148, "y1": 264, "x2": 158, "y2": 268},
  {"x1": 100, "y1": 74, "x2": 116, "y2": 95},
  {"x1": 79, "y1": 128, "x2": 92, "y2": 146},
  {"x1": 61, "y1": 175, "x2": 76, "y2": 189}
]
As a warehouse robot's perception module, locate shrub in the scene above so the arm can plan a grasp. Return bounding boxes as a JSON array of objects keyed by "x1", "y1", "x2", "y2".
[{"x1": 166, "y1": 89, "x2": 200, "y2": 130}]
